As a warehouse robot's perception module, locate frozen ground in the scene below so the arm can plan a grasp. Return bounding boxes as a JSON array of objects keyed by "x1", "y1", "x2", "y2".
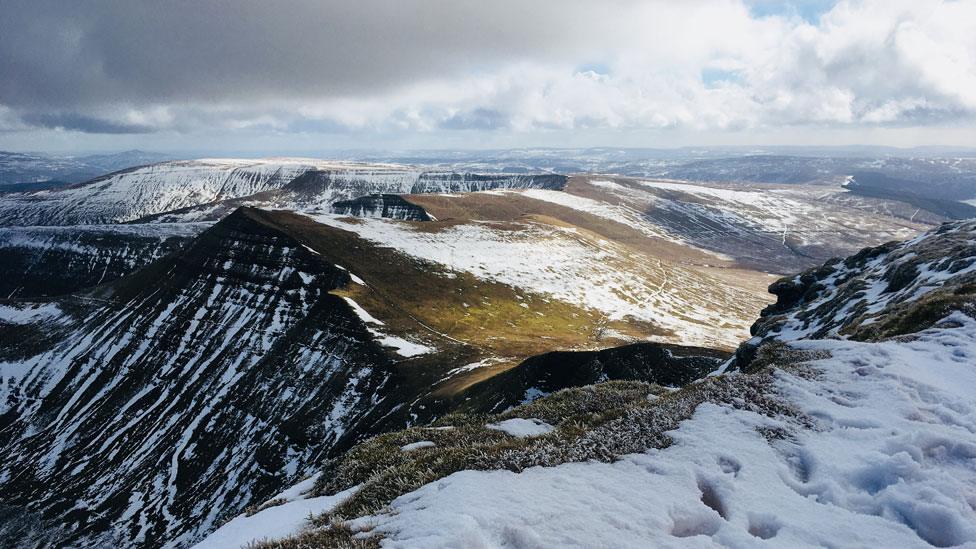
[
  {"x1": 308, "y1": 213, "x2": 766, "y2": 349},
  {"x1": 351, "y1": 313, "x2": 976, "y2": 548},
  {"x1": 193, "y1": 483, "x2": 359, "y2": 549},
  {"x1": 487, "y1": 418, "x2": 555, "y2": 438}
]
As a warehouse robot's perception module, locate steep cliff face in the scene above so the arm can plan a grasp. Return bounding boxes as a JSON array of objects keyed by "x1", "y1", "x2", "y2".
[
  {"x1": 330, "y1": 194, "x2": 432, "y2": 221},
  {"x1": 408, "y1": 172, "x2": 566, "y2": 194},
  {"x1": 0, "y1": 159, "x2": 331, "y2": 226},
  {"x1": 0, "y1": 209, "x2": 413, "y2": 547},
  {"x1": 0, "y1": 223, "x2": 204, "y2": 298},
  {"x1": 457, "y1": 342, "x2": 729, "y2": 413},
  {"x1": 0, "y1": 158, "x2": 567, "y2": 227},
  {"x1": 213, "y1": 218, "x2": 976, "y2": 549},
  {"x1": 144, "y1": 170, "x2": 567, "y2": 224}
]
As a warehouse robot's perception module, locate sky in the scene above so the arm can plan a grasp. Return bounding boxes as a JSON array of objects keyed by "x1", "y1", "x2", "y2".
[{"x1": 1, "y1": 0, "x2": 975, "y2": 154}]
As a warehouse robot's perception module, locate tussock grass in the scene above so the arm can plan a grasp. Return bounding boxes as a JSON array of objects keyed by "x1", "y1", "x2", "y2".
[
  {"x1": 846, "y1": 275, "x2": 976, "y2": 341},
  {"x1": 247, "y1": 519, "x2": 380, "y2": 549},
  {"x1": 259, "y1": 359, "x2": 809, "y2": 547}
]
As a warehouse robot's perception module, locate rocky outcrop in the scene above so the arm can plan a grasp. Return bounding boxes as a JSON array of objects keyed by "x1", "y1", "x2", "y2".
[
  {"x1": 331, "y1": 194, "x2": 432, "y2": 221},
  {"x1": 458, "y1": 342, "x2": 729, "y2": 413},
  {"x1": 729, "y1": 220, "x2": 976, "y2": 371}
]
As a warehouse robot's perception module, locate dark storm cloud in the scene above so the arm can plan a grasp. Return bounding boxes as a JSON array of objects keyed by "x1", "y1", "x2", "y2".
[
  {"x1": 0, "y1": 0, "x2": 603, "y2": 111},
  {"x1": 21, "y1": 112, "x2": 152, "y2": 134}
]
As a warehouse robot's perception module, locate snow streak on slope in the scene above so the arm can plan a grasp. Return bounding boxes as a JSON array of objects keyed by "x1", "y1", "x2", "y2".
[
  {"x1": 0, "y1": 210, "x2": 398, "y2": 548},
  {"x1": 574, "y1": 177, "x2": 927, "y2": 273},
  {"x1": 0, "y1": 158, "x2": 344, "y2": 226},
  {"x1": 0, "y1": 156, "x2": 566, "y2": 227},
  {"x1": 348, "y1": 277, "x2": 976, "y2": 548},
  {"x1": 0, "y1": 223, "x2": 207, "y2": 298},
  {"x1": 307, "y1": 213, "x2": 766, "y2": 349}
]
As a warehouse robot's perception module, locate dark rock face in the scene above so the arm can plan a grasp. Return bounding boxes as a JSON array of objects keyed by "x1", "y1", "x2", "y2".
[
  {"x1": 136, "y1": 170, "x2": 567, "y2": 224},
  {"x1": 461, "y1": 342, "x2": 729, "y2": 412},
  {"x1": 0, "y1": 224, "x2": 202, "y2": 299},
  {"x1": 331, "y1": 194, "x2": 432, "y2": 221},
  {"x1": 0, "y1": 208, "x2": 408, "y2": 547},
  {"x1": 409, "y1": 172, "x2": 567, "y2": 193},
  {"x1": 285, "y1": 170, "x2": 567, "y2": 200}
]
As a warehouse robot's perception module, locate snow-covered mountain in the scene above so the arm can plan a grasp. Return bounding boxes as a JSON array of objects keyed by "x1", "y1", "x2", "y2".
[
  {"x1": 0, "y1": 209, "x2": 406, "y2": 546},
  {"x1": 0, "y1": 150, "x2": 175, "y2": 191},
  {"x1": 0, "y1": 207, "x2": 737, "y2": 547},
  {"x1": 1, "y1": 153, "x2": 972, "y2": 548},
  {"x1": 216, "y1": 219, "x2": 976, "y2": 548},
  {"x1": 0, "y1": 223, "x2": 204, "y2": 298},
  {"x1": 0, "y1": 158, "x2": 565, "y2": 226}
]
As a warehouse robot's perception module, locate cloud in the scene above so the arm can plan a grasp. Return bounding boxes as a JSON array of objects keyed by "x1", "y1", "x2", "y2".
[
  {"x1": 1, "y1": 0, "x2": 974, "y2": 141},
  {"x1": 20, "y1": 113, "x2": 153, "y2": 134}
]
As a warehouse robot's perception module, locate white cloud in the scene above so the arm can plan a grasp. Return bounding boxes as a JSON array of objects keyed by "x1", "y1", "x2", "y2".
[{"x1": 1, "y1": 0, "x2": 975, "y2": 145}]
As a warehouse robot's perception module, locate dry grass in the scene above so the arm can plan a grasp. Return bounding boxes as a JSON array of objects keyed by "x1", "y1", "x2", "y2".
[
  {"x1": 248, "y1": 209, "x2": 677, "y2": 397},
  {"x1": 257, "y1": 349, "x2": 816, "y2": 547}
]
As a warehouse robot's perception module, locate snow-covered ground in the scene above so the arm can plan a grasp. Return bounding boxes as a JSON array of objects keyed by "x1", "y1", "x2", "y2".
[
  {"x1": 350, "y1": 314, "x2": 976, "y2": 548},
  {"x1": 633, "y1": 179, "x2": 919, "y2": 249},
  {"x1": 340, "y1": 295, "x2": 434, "y2": 357},
  {"x1": 487, "y1": 418, "x2": 555, "y2": 438},
  {"x1": 308, "y1": 213, "x2": 767, "y2": 349},
  {"x1": 498, "y1": 188, "x2": 730, "y2": 260},
  {"x1": 570, "y1": 177, "x2": 923, "y2": 273},
  {"x1": 193, "y1": 481, "x2": 359, "y2": 549},
  {"x1": 0, "y1": 302, "x2": 65, "y2": 324}
]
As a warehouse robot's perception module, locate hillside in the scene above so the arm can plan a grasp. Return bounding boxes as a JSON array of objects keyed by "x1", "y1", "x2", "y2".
[
  {"x1": 0, "y1": 158, "x2": 565, "y2": 227},
  {"x1": 0, "y1": 223, "x2": 204, "y2": 298},
  {"x1": 0, "y1": 155, "x2": 968, "y2": 548},
  {"x1": 0, "y1": 207, "x2": 733, "y2": 547},
  {"x1": 0, "y1": 150, "x2": 174, "y2": 191},
  {"x1": 217, "y1": 220, "x2": 976, "y2": 548}
]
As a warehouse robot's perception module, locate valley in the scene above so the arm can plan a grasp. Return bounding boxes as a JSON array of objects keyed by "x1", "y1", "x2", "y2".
[{"x1": 0, "y1": 153, "x2": 969, "y2": 548}]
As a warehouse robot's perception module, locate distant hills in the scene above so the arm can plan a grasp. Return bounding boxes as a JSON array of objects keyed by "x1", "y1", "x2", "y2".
[{"x1": 0, "y1": 150, "x2": 175, "y2": 191}]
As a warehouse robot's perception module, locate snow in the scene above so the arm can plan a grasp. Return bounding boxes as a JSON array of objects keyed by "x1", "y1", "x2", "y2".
[
  {"x1": 588, "y1": 179, "x2": 627, "y2": 191},
  {"x1": 584, "y1": 178, "x2": 922, "y2": 257},
  {"x1": 333, "y1": 264, "x2": 368, "y2": 285},
  {"x1": 270, "y1": 473, "x2": 321, "y2": 502},
  {"x1": 339, "y1": 296, "x2": 433, "y2": 357},
  {"x1": 193, "y1": 485, "x2": 358, "y2": 549},
  {"x1": 340, "y1": 296, "x2": 385, "y2": 325},
  {"x1": 0, "y1": 302, "x2": 64, "y2": 324},
  {"x1": 373, "y1": 334, "x2": 434, "y2": 358},
  {"x1": 401, "y1": 441, "x2": 436, "y2": 452},
  {"x1": 441, "y1": 358, "x2": 504, "y2": 381},
  {"x1": 352, "y1": 314, "x2": 976, "y2": 548},
  {"x1": 499, "y1": 188, "x2": 707, "y2": 253},
  {"x1": 486, "y1": 418, "x2": 555, "y2": 438},
  {"x1": 307, "y1": 213, "x2": 765, "y2": 349}
]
